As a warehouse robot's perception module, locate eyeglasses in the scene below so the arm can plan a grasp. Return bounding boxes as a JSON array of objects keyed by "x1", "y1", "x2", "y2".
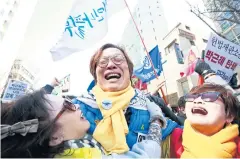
[
  {"x1": 97, "y1": 54, "x2": 126, "y2": 68},
  {"x1": 54, "y1": 98, "x2": 77, "y2": 121},
  {"x1": 184, "y1": 92, "x2": 222, "y2": 102}
]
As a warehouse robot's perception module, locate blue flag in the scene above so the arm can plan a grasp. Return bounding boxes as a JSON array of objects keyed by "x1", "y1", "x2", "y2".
[
  {"x1": 87, "y1": 80, "x2": 95, "y2": 92},
  {"x1": 134, "y1": 45, "x2": 163, "y2": 83}
]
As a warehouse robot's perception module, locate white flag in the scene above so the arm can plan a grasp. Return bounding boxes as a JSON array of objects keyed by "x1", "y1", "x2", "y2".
[{"x1": 50, "y1": 0, "x2": 126, "y2": 61}]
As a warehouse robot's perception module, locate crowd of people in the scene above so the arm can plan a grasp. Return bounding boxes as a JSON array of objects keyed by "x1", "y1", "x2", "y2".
[{"x1": 1, "y1": 43, "x2": 240, "y2": 158}]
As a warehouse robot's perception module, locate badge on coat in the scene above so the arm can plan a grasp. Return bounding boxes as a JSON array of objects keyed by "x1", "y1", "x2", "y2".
[
  {"x1": 102, "y1": 100, "x2": 112, "y2": 110},
  {"x1": 137, "y1": 132, "x2": 147, "y2": 142}
]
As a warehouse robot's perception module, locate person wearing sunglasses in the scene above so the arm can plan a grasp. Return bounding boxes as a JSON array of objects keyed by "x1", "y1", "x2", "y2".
[
  {"x1": 73, "y1": 43, "x2": 167, "y2": 155},
  {"x1": 170, "y1": 83, "x2": 240, "y2": 158},
  {"x1": 1, "y1": 90, "x2": 163, "y2": 158},
  {"x1": 194, "y1": 59, "x2": 240, "y2": 133}
]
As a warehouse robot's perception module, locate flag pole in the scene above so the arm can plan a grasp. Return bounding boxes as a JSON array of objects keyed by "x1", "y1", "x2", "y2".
[
  {"x1": 198, "y1": 50, "x2": 205, "y2": 85},
  {"x1": 123, "y1": 0, "x2": 158, "y2": 79}
]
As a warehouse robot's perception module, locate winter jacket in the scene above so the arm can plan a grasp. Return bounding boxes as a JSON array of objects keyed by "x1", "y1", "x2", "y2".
[
  {"x1": 73, "y1": 89, "x2": 163, "y2": 149},
  {"x1": 147, "y1": 95, "x2": 185, "y2": 126},
  {"x1": 177, "y1": 112, "x2": 186, "y2": 123}
]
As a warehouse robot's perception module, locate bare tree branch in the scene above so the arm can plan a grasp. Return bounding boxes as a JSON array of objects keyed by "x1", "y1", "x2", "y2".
[
  {"x1": 189, "y1": 0, "x2": 240, "y2": 26},
  {"x1": 203, "y1": 10, "x2": 236, "y2": 14},
  {"x1": 190, "y1": 9, "x2": 223, "y2": 37},
  {"x1": 214, "y1": 17, "x2": 240, "y2": 24}
]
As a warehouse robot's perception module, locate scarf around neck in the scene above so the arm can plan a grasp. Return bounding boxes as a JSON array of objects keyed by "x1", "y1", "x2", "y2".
[
  {"x1": 55, "y1": 134, "x2": 104, "y2": 158},
  {"x1": 181, "y1": 120, "x2": 239, "y2": 158},
  {"x1": 92, "y1": 83, "x2": 135, "y2": 154}
]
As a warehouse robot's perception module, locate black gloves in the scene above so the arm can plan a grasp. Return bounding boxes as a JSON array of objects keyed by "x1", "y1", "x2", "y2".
[
  {"x1": 194, "y1": 59, "x2": 215, "y2": 78},
  {"x1": 229, "y1": 73, "x2": 239, "y2": 89}
]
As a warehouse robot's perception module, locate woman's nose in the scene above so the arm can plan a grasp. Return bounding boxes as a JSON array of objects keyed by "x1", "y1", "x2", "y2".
[
  {"x1": 193, "y1": 96, "x2": 204, "y2": 104},
  {"x1": 106, "y1": 60, "x2": 117, "y2": 69},
  {"x1": 74, "y1": 104, "x2": 80, "y2": 109}
]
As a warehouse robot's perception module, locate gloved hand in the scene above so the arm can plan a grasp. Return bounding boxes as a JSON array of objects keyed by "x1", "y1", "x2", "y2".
[
  {"x1": 194, "y1": 59, "x2": 215, "y2": 78},
  {"x1": 51, "y1": 78, "x2": 60, "y2": 87},
  {"x1": 146, "y1": 99, "x2": 167, "y2": 128},
  {"x1": 229, "y1": 73, "x2": 239, "y2": 89}
]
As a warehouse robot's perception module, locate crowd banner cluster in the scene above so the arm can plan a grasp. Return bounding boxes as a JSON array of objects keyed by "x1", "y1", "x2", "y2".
[{"x1": 204, "y1": 33, "x2": 240, "y2": 83}]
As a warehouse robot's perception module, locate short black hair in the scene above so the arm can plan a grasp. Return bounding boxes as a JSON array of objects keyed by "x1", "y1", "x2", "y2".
[
  {"x1": 1, "y1": 90, "x2": 64, "y2": 158},
  {"x1": 178, "y1": 96, "x2": 186, "y2": 108}
]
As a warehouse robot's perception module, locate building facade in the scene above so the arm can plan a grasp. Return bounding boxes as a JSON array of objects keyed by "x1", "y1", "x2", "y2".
[
  {"x1": 1, "y1": 59, "x2": 37, "y2": 97},
  {"x1": 0, "y1": 0, "x2": 20, "y2": 41},
  {"x1": 120, "y1": 0, "x2": 214, "y2": 105},
  {"x1": 0, "y1": 0, "x2": 73, "y2": 95},
  {"x1": 0, "y1": 0, "x2": 38, "y2": 96},
  {"x1": 8, "y1": 59, "x2": 36, "y2": 84},
  {"x1": 120, "y1": 0, "x2": 168, "y2": 68},
  {"x1": 148, "y1": 22, "x2": 211, "y2": 105}
]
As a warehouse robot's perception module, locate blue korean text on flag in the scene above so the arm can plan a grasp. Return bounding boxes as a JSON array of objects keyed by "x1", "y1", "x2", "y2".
[
  {"x1": 134, "y1": 45, "x2": 163, "y2": 83},
  {"x1": 50, "y1": 0, "x2": 126, "y2": 61}
]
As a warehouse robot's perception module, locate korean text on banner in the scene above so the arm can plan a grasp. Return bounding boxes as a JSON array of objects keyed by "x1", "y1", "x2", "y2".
[
  {"x1": 134, "y1": 45, "x2": 163, "y2": 83},
  {"x1": 50, "y1": 0, "x2": 108, "y2": 61},
  {"x1": 204, "y1": 33, "x2": 240, "y2": 83},
  {"x1": 2, "y1": 80, "x2": 28, "y2": 101}
]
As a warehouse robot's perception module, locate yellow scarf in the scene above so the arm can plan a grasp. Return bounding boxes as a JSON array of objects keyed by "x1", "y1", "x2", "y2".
[
  {"x1": 92, "y1": 84, "x2": 135, "y2": 154},
  {"x1": 181, "y1": 120, "x2": 239, "y2": 158},
  {"x1": 56, "y1": 148, "x2": 102, "y2": 159}
]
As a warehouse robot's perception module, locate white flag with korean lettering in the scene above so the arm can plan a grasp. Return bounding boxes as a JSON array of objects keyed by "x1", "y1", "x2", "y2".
[{"x1": 50, "y1": 0, "x2": 126, "y2": 61}]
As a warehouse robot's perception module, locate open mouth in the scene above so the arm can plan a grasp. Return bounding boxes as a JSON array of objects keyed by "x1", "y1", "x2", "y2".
[
  {"x1": 191, "y1": 107, "x2": 208, "y2": 115},
  {"x1": 105, "y1": 73, "x2": 121, "y2": 80}
]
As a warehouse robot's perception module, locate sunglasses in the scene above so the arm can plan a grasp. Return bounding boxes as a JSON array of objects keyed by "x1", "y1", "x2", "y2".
[
  {"x1": 97, "y1": 54, "x2": 126, "y2": 68},
  {"x1": 54, "y1": 98, "x2": 77, "y2": 121},
  {"x1": 184, "y1": 92, "x2": 222, "y2": 102}
]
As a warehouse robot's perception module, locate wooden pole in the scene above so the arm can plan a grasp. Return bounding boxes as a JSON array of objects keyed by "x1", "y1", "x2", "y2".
[{"x1": 159, "y1": 86, "x2": 168, "y2": 104}]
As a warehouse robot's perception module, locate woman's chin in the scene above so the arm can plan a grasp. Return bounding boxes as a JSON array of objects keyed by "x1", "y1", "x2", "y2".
[
  {"x1": 104, "y1": 85, "x2": 122, "y2": 92},
  {"x1": 78, "y1": 121, "x2": 90, "y2": 137},
  {"x1": 188, "y1": 117, "x2": 209, "y2": 126}
]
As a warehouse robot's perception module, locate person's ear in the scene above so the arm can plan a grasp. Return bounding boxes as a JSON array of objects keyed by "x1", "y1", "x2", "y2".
[
  {"x1": 226, "y1": 115, "x2": 234, "y2": 124},
  {"x1": 49, "y1": 132, "x2": 64, "y2": 146}
]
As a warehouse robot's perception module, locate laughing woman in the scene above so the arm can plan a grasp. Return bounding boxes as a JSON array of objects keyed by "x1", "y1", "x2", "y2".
[
  {"x1": 170, "y1": 83, "x2": 240, "y2": 158},
  {"x1": 73, "y1": 43, "x2": 166, "y2": 154},
  {"x1": 1, "y1": 91, "x2": 163, "y2": 158}
]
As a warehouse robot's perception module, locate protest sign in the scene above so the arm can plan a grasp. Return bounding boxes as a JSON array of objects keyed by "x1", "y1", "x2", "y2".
[
  {"x1": 60, "y1": 74, "x2": 70, "y2": 92},
  {"x1": 52, "y1": 74, "x2": 70, "y2": 96},
  {"x1": 2, "y1": 80, "x2": 28, "y2": 101},
  {"x1": 204, "y1": 33, "x2": 240, "y2": 83}
]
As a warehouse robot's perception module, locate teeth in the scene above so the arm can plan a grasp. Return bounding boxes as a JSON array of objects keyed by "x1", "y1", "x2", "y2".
[
  {"x1": 105, "y1": 73, "x2": 120, "y2": 80},
  {"x1": 107, "y1": 74, "x2": 119, "y2": 78}
]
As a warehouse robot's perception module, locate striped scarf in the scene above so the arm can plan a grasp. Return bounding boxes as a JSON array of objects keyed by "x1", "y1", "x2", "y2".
[{"x1": 64, "y1": 134, "x2": 106, "y2": 154}]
